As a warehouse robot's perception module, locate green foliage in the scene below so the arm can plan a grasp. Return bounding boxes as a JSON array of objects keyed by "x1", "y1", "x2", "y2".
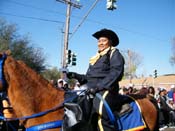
[
  {"x1": 41, "y1": 67, "x2": 61, "y2": 82},
  {"x1": 0, "y1": 18, "x2": 46, "y2": 73}
]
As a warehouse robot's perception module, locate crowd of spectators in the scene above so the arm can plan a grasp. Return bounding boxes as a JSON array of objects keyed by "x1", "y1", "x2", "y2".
[
  {"x1": 120, "y1": 84, "x2": 175, "y2": 130},
  {"x1": 51, "y1": 77, "x2": 175, "y2": 130},
  {"x1": 1, "y1": 77, "x2": 174, "y2": 130}
]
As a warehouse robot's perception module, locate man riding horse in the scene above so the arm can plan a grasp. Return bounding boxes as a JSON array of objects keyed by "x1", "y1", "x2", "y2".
[
  {"x1": 0, "y1": 30, "x2": 158, "y2": 131},
  {"x1": 67, "y1": 28, "x2": 131, "y2": 131}
]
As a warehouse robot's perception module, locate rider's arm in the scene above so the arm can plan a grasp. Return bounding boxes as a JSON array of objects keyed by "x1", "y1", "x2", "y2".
[{"x1": 67, "y1": 72, "x2": 87, "y2": 85}]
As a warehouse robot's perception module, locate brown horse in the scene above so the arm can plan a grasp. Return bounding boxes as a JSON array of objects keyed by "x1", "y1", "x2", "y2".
[
  {"x1": 0, "y1": 52, "x2": 64, "y2": 131},
  {"x1": 0, "y1": 52, "x2": 158, "y2": 131},
  {"x1": 128, "y1": 94, "x2": 159, "y2": 131}
]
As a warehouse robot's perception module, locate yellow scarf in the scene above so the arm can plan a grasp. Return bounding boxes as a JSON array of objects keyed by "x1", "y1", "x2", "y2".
[{"x1": 89, "y1": 47, "x2": 115, "y2": 65}]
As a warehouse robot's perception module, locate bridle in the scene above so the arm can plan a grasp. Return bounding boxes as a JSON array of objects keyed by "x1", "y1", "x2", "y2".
[{"x1": 0, "y1": 53, "x2": 7, "y2": 91}]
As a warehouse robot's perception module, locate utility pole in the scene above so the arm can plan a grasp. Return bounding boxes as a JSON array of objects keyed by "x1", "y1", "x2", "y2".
[{"x1": 56, "y1": 0, "x2": 81, "y2": 69}]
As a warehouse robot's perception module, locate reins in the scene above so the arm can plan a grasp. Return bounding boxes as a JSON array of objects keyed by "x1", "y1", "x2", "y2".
[
  {"x1": 0, "y1": 53, "x2": 89, "y2": 130},
  {"x1": 1, "y1": 90, "x2": 86, "y2": 122},
  {"x1": 0, "y1": 89, "x2": 86, "y2": 130}
]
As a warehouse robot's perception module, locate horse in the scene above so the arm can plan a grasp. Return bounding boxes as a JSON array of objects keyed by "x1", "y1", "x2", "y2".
[
  {"x1": 128, "y1": 94, "x2": 159, "y2": 131},
  {"x1": 0, "y1": 52, "x2": 158, "y2": 131},
  {"x1": 0, "y1": 52, "x2": 64, "y2": 131}
]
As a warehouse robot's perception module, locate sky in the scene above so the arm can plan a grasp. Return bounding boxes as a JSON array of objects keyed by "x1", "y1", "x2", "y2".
[{"x1": 0, "y1": 0, "x2": 175, "y2": 77}]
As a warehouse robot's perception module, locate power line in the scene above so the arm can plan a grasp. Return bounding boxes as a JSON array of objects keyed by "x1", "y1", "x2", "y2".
[
  {"x1": 0, "y1": 11, "x2": 168, "y2": 43},
  {"x1": 70, "y1": 17, "x2": 169, "y2": 43},
  {"x1": 2, "y1": 1, "x2": 169, "y2": 43},
  {"x1": 6, "y1": 0, "x2": 86, "y2": 20},
  {"x1": 6, "y1": 0, "x2": 66, "y2": 16},
  {"x1": 69, "y1": 0, "x2": 100, "y2": 39},
  {"x1": 0, "y1": 12, "x2": 64, "y2": 24}
]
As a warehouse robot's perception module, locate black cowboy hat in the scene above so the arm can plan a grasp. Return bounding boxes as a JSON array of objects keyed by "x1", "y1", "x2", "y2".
[{"x1": 92, "y1": 28, "x2": 119, "y2": 46}]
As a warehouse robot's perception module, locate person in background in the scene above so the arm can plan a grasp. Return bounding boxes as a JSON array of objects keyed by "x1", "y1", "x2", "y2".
[
  {"x1": 67, "y1": 28, "x2": 130, "y2": 131},
  {"x1": 147, "y1": 86, "x2": 156, "y2": 102},
  {"x1": 167, "y1": 98, "x2": 175, "y2": 126},
  {"x1": 146, "y1": 86, "x2": 159, "y2": 124},
  {"x1": 158, "y1": 88, "x2": 172, "y2": 128},
  {"x1": 57, "y1": 79, "x2": 64, "y2": 90},
  {"x1": 127, "y1": 86, "x2": 134, "y2": 94},
  {"x1": 167, "y1": 85, "x2": 175, "y2": 101},
  {"x1": 73, "y1": 81, "x2": 81, "y2": 91},
  {"x1": 57, "y1": 79, "x2": 69, "y2": 90}
]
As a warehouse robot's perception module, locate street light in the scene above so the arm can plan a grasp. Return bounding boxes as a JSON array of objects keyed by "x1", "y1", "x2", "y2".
[
  {"x1": 106, "y1": 0, "x2": 117, "y2": 10},
  {"x1": 71, "y1": 53, "x2": 77, "y2": 66},
  {"x1": 154, "y1": 69, "x2": 157, "y2": 78},
  {"x1": 66, "y1": 49, "x2": 71, "y2": 65}
]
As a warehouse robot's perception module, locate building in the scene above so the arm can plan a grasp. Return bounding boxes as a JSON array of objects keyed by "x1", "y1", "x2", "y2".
[{"x1": 119, "y1": 74, "x2": 175, "y2": 92}]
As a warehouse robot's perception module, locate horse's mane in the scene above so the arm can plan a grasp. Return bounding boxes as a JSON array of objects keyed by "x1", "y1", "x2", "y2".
[{"x1": 3, "y1": 55, "x2": 64, "y2": 127}]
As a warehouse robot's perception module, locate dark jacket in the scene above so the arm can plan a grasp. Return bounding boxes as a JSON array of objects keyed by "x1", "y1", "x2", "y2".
[
  {"x1": 159, "y1": 96, "x2": 172, "y2": 112},
  {"x1": 75, "y1": 48, "x2": 124, "y2": 91}
]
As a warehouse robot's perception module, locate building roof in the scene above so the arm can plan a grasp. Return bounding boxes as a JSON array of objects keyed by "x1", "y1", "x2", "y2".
[{"x1": 119, "y1": 74, "x2": 175, "y2": 90}]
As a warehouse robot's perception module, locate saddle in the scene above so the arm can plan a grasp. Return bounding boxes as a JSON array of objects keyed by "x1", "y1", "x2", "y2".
[
  {"x1": 114, "y1": 94, "x2": 133, "y2": 117},
  {"x1": 63, "y1": 103, "x2": 83, "y2": 128},
  {"x1": 62, "y1": 102, "x2": 94, "y2": 131},
  {"x1": 117, "y1": 103, "x2": 133, "y2": 117}
]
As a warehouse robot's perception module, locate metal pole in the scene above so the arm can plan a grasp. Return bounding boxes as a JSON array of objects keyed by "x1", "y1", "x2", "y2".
[
  {"x1": 62, "y1": 0, "x2": 71, "y2": 68},
  {"x1": 56, "y1": 0, "x2": 81, "y2": 68}
]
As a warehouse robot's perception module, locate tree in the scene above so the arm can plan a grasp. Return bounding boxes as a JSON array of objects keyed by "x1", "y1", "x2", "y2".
[
  {"x1": 41, "y1": 67, "x2": 61, "y2": 82},
  {"x1": 170, "y1": 37, "x2": 175, "y2": 66},
  {"x1": 122, "y1": 50, "x2": 142, "y2": 79},
  {"x1": 0, "y1": 18, "x2": 46, "y2": 72}
]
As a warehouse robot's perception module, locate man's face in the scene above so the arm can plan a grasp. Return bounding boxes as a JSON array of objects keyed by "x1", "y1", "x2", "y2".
[
  {"x1": 58, "y1": 81, "x2": 63, "y2": 88},
  {"x1": 97, "y1": 37, "x2": 111, "y2": 52}
]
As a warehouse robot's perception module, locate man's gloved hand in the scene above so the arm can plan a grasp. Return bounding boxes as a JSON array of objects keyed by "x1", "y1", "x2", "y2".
[
  {"x1": 87, "y1": 87, "x2": 101, "y2": 95},
  {"x1": 66, "y1": 72, "x2": 77, "y2": 79}
]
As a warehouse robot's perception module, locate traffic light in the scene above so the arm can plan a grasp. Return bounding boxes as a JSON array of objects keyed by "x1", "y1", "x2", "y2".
[
  {"x1": 106, "y1": 0, "x2": 117, "y2": 10},
  {"x1": 66, "y1": 50, "x2": 71, "y2": 65},
  {"x1": 154, "y1": 69, "x2": 157, "y2": 78},
  {"x1": 71, "y1": 53, "x2": 77, "y2": 66}
]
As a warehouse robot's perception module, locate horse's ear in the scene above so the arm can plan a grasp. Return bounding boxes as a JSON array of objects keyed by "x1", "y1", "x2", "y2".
[
  {"x1": 0, "y1": 50, "x2": 11, "y2": 56},
  {"x1": 5, "y1": 50, "x2": 11, "y2": 55}
]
